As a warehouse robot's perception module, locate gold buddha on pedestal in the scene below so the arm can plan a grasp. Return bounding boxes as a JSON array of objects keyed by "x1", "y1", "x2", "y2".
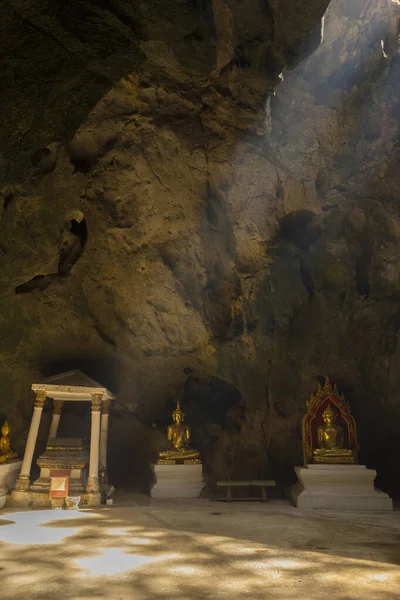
[
  {"x1": 313, "y1": 404, "x2": 356, "y2": 463},
  {"x1": 0, "y1": 421, "x2": 18, "y2": 463},
  {"x1": 157, "y1": 401, "x2": 201, "y2": 464}
]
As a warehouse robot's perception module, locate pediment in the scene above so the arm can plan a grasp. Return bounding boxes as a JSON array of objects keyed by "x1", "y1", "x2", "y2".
[{"x1": 32, "y1": 369, "x2": 115, "y2": 401}]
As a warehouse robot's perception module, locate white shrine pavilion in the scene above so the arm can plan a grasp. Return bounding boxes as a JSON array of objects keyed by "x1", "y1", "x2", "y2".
[{"x1": 11, "y1": 370, "x2": 115, "y2": 507}]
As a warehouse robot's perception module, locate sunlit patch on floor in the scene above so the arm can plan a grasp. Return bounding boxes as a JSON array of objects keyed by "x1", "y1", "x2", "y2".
[
  {"x1": 368, "y1": 573, "x2": 390, "y2": 582},
  {"x1": 0, "y1": 510, "x2": 99, "y2": 545},
  {"x1": 168, "y1": 565, "x2": 200, "y2": 575},
  {"x1": 129, "y1": 536, "x2": 152, "y2": 544},
  {"x1": 76, "y1": 549, "x2": 181, "y2": 577},
  {"x1": 106, "y1": 527, "x2": 132, "y2": 537},
  {"x1": 141, "y1": 530, "x2": 168, "y2": 537}
]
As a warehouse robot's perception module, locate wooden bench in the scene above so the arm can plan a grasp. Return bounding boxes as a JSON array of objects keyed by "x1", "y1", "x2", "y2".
[{"x1": 216, "y1": 480, "x2": 276, "y2": 502}]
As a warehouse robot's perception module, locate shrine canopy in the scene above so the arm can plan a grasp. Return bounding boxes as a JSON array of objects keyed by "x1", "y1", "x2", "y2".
[{"x1": 32, "y1": 369, "x2": 115, "y2": 402}]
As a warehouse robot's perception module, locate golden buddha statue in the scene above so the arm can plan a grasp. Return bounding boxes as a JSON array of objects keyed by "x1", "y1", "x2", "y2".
[
  {"x1": 0, "y1": 421, "x2": 18, "y2": 462},
  {"x1": 313, "y1": 404, "x2": 356, "y2": 463},
  {"x1": 157, "y1": 401, "x2": 201, "y2": 464}
]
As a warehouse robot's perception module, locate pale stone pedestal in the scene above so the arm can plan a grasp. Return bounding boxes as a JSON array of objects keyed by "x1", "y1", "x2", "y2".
[
  {"x1": 289, "y1": 464, "x2": 393, "y2": 511},
  {"x1": 10, "y1": 488, "x2": 101, "y2": 508},
  {"x1": 151, "y1": 464, "x2": 204, "y2": 499},
  {"x1": 0, "y1": 460, "x2": 22, "y2": 509}
]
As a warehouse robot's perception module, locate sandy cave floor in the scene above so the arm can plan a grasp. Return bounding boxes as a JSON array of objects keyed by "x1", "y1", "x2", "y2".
[{"x1": 0, "y1": 496, "x2": 399, "y2": 600}]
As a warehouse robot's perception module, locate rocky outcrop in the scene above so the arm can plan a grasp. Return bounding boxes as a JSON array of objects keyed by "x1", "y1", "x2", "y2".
[{"x1": 1, "y1": 0, "x2": 400, "y2": 496}]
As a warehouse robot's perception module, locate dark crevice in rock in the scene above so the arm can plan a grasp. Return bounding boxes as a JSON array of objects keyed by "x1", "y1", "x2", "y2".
[
  {"x1": 15, "y1": 273, "x2": 57, "y2": 294},
  {"x1": 30, "y1": 143, "x2": 59, "y2": 173},
  {"x1": 382, "y1": 312, "x2": 400, "y2": 354},
  {"x1": 58, "y1": 214, "x2": 88, "y2": 275},
  {"x1": 2, "y1": 194, "x2": 13, "y2": 212},
  {"x1": 321, "y1": 203, "x2": 339, "y2": 212},
  {"x1": 285, "y1": 17, "x2": 325, "y2": 69},
  {"x1": 355, "y1": 253, "x2": 371, "y2": 297},
  {"x1": 1, "y1": 189, "x2": 14, "y2": 227},
  {"x1": 205, "y1": 193, "x2": 229, "y2": 235},
  {"x1": 70, "y1": 157, "x2": 96, "y2": 173},
  {"x1": 231, "y1": 310, "x2": 245, "y2": 338},
  {"x1": 247, "y1": 317, "x2": 258, "y2": 333},
  {"x1": 160, "y1": 251, "x2": 176, "y2": 273},
  {"x1": 315, "y1": 170, "x2": 329, "y2": 198},
  {"x1": 276, "y1": 174, "x2": 284, "y2": 202},
  {"x1": 300, "y1": 265, "x2": 315, "y2": 297},
  {"x1": 102, "y1": 1, "x2": 142, "y2": 36},
  {"x1": 16, "y1": 213, "x2": 88, "y2": 294},
  {"x1": 279, "y1": 209, "x2": 322, "y2": 249},
  {"x1": 94, "y1": 324, "x2": 117, "y2": 348},
  {"x1": 70, "y1": 216, "x2": 88, "y2": 243},
  {"x1": 235, "y1": 45, "x2": 252, "y2": 68},
  {"x1": 31, "y1": 147, "x2": 51, "y2": 166},
  {"x1": 206, "y1": 201, "x2": 219, "y2": 227}
]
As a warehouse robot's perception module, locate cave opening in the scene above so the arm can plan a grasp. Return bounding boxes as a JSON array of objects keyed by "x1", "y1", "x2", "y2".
[
  {"x1": 69, "y1": 216, "x2": 88, "y2": 245},
  {"x1": 279, "y1": 210, "x2": 322, "y2": 249},
  {"x1": 70, "y1": 158, "x2": 95, "y2": 173},
  {"x1": 106, "y1": 375, "x2": 245, "y2": 493},
  {"x1": 179, "y1": 376, "x2": 245, "y2": 443}
]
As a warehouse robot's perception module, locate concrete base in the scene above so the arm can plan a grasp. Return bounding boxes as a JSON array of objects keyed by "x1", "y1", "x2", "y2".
[
  {"x1": 151, "y1": 463, "x2": 203, "y2": 499},
  {"x1": 289, "y1": 464, "x2": 393, "y2": 510},
  {"x1": 10, "y1": 488, "x2": 101, "y2": 508},
  {"x1": 0, "y1": 460, "x2": 22, "y2": 508}
]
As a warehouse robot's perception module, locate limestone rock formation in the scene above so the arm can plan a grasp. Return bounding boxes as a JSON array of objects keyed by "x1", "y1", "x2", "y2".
[{"x1": 1, "y1": 0, "x2": 400, "y2": 495}]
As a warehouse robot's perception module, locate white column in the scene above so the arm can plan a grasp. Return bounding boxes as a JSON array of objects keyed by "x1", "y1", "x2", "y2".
[
  {"x1": 48, "y1": 400, "x2": 64, "y2": 441},
  {"x1": 15, "y1": 390, "x2": 46, "y2": 491},
  {"x1": 86, "y1": 393, "x2": 102, "y2": 494},
  {"x1": 99, "y1": 400, "x2": 110, "y2": 472}
]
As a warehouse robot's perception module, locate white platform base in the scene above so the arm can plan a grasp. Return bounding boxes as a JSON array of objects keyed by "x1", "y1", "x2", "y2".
[
  {"x1": 151, "y1": 463, "x2": 203, "y2": 499},
  {"x1": 289, "y1": 464, "x2": 393, "y2": 511},
  {"x1": 0, "y1": 460, "x2": 22, "y2": 509}
]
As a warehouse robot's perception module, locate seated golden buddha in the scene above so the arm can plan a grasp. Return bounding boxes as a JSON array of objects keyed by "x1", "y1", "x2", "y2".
[
  {"x1": 313, "y1": 404, "x2": 356, "y2": 463},
  {"x1": 0, "y1": 421, "x2": 18, "y2": 463},
  {"x1": 157, "y1": 401, "x2": 201, "y2": 464}
]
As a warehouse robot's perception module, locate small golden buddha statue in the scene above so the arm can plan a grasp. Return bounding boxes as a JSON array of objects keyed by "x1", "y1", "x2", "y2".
[
  {"x1": 313, "y1": 404, "x2": 356, "y2": 463},
  {"x1": 0, "y1": 421, "x2": 18, "y2": 462},
  {"x1": 157, "y1": 401, "x2": 201, "y2": 464}
]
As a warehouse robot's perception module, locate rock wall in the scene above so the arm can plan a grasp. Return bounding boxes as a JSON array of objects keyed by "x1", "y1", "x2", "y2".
[{"x1": 1, "y1": 0, "x2": 400, "y2": 496}]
